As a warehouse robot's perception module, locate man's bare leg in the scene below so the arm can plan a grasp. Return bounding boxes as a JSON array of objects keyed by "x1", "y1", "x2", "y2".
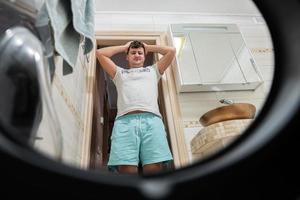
[
  {"x1": 118, "y1": 165, "x2": 138, "y2": 174},
  {"x1": 143, "y1": 163, "x2": 163, "y2": 174}
]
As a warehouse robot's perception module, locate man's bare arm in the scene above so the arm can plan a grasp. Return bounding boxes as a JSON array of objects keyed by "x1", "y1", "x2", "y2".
[
  {"x1": 96, "y1": 42, "x2": 131, "y2": 79},
  {"x1": 144, "y1": 44, "x2": 176, "y2": 75}
]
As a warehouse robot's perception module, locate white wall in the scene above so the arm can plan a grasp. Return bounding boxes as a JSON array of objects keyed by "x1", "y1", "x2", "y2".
[
  {"x1": 95, "y1": 10, "x2": 274, "y2": 162},
  {"x1": 95, "y1": 0, "x2": 260, "y2": 15}
]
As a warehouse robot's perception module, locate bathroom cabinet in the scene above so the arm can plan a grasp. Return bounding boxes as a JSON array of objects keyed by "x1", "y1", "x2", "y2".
[{"x1": 170, "y1": 23, "x2": 263, "y2": 92}]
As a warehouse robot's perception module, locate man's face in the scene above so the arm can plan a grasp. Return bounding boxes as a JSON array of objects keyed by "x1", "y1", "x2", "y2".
[{"x1": 126, "y1": 47, "x2": 145, "y2": 68}]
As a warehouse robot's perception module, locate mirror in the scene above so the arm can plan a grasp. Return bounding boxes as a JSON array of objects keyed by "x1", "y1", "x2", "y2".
[
  {"x1": 171, "y1": 23, "x2": 263, "y2": 92},
  {"x1": 1, "y1": 0, "x2": 274, "y2": 175}
]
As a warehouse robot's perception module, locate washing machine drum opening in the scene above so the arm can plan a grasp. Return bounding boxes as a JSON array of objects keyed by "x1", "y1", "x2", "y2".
[{"x1": 0, "y1": 27, "x2": 42, "y2": 145}]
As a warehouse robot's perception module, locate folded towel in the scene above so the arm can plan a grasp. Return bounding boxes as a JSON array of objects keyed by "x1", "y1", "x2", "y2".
[{"x1": 36, "y1": 0, "x2": 95, "y2": 69}]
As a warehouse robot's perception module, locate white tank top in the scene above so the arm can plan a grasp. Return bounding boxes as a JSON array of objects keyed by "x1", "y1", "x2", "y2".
[{"x1": 111, "y1": 64, "x2": 163, "y2": 119}]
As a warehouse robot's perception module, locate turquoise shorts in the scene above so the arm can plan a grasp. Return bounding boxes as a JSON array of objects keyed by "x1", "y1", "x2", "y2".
[{"x1": 107, "y1": 112, "x2": 173, "y2": 169}]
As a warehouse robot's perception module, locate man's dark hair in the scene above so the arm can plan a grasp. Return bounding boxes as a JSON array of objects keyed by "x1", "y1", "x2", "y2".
[{"x1": 126, "y1": 40, "x2": 145, "y2": 54}]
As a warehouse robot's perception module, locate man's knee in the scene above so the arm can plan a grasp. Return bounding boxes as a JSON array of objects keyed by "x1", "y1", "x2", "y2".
[
  {"x1": 118, "y1": 165, "x2": 138, "y2": 174},
  {"x1": 143, "y1": 163, "x2": 163, "y2": 174}
]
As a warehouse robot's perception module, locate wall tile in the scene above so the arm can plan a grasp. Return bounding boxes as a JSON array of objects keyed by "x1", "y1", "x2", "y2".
[
  {"x1": 262, "y1": 81, "x2": 273, "y2": 95},
  {"x1": 95, "y1": 14, "x2": 113, "y2": 25},
  {"x1": 95, "y1": 24, "x2": 113, "y2": 31},
  {"x1": 110, "y1": 24, "x2": 155, "y2": 31},
  {"x1": 215, "y1": 84, "x2": 265, "y2": 100},
  {"x1": 111, "y1": 14, "x2": 154, "y2": 25},
  {"x1": 252, "y1": 55, "x2": 274, "y2": 66},
  {"x1": 244, "y1": 37, "x2": 273, "y2": 49},
  {"x1": 154, "y1": 24, "x2": 168, "y2": 32},
  {"x1": 180, "y1": 100, "x2": 220, "y2": 120},
  {"x1": 239, "y1": 25, "x2": 271, "y2": 37},
  {"x1": 178, "y1": 92, "x2": 217, "y2": 102},
  {"x1": 260, "y1": 66, "x2": 274, "y2": 82}
]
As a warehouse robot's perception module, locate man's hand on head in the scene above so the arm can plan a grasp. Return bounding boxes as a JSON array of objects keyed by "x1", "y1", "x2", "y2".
[
  {"x1": 142, "y1": 42, "x2": 148, "y2": 54},
  {"x1": 124, "y1": 41, "x2": 133, "y2": 53}
]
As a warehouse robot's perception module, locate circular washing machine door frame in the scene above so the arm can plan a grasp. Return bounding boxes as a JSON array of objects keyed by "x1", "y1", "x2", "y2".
[{"x1": 1, "y1": 0, "x2": 300, "y2": 199}]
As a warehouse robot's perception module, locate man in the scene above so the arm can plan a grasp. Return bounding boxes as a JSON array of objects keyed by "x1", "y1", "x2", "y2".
[{"x1": 96, "y1": 40, "x2": 176, "y2": 174}]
